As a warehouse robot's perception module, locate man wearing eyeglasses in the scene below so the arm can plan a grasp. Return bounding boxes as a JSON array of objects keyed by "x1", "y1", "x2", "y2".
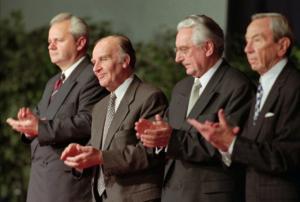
[{"x1": 135, "y1": 15, "x2": 254, "y2": 202}]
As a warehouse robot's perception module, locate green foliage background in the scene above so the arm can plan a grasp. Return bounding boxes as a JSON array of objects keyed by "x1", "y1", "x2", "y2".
[
  {"x1": 1, "y1": 11, "x2": 300, "y2": 202},
  {"x1": 0, "y1": 11, "x2": 185, "y2": 201}
]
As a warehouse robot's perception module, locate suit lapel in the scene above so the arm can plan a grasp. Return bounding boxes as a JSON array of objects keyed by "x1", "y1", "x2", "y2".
[
  {"x1": 247, "y1": 64, "x2": 289, "y2": 140},
  {"x1": 46, "y1": 57, "x2": 89, "y2": 119},
  {"x1": 39, "y1": 79, "x2": 56, "y2": 116},
  {"x1": 185, "y1": 62, "x2": 228, "y2": 130},
  {"x1": 92, "y1": 97, "x2": 109, "y2": 149},
  {"x1": 103, "y1": 76, "x2": 141, "y2": 150}
]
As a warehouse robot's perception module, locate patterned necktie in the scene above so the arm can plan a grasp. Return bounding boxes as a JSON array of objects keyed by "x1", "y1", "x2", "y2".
[
  {"x1": 187, "y1": 79, "x2": 202, "y2": 115},
  {"x1": 253, "y1": 83, "x2": 263, "y2": 125},
  {"x1": 98, "y1": 93, "x2": 116, "y2": 196},
  {"x1": 51, "y1": 73, "x2": 65, "y2": 96}
]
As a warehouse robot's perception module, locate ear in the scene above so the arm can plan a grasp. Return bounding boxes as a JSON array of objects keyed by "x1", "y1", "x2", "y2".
[
  {"x1": 204, "y1": 41, "x2": 215, "y2": 57},
  {"x1": 122, "y1": 54, "x2": 131, "y2": 69},
  {"x1": 277, "y1": 37, "x2": 291, "y2": 57},
  {"x1": 76, "y1": 36, "x2": 87, "y2": 51}
]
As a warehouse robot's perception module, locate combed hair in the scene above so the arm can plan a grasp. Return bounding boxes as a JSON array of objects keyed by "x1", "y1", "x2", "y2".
[
  {"x1": 95, "y1": 35, "x2": 136, "y2": 68},
  {"x1": 252, "y1": 13, "x2": 294, "y2": 56},
  {"x1": 177, "y1": 14, "x2": 224, "y2": 57},
  {"x1": 50, "y1": 12, "x2": 89, "y2": 45},
  {"x1": 117, "y1": 35, "x2": 136, "y2": 68}
]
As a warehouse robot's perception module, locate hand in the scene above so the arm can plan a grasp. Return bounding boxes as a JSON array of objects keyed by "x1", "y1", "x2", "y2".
[
  {"x1": 61, "y1": 143, "x2": 103, "y2": 169},
  {"x1": 6, "y1": 107, "x2": 39, "y2": 137},
  {"x1": 137, "y1": 114, "x2": 172, "y2": 148},
  {"x1": 135, "y1": 118, "x2": 155, "y2": 138},
  {"x1": 187, "y1": 109, "x2": 239, "y2": 152}
]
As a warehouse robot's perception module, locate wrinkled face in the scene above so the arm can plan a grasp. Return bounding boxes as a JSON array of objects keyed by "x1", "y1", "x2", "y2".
[
  {"x1": 175, "y1": 28, "x2": 208, "y2": 77},
  {"x1": 48, "y1": 20, "x2": 79, "y2": 69},
  {"x1": 244, "y1": 18, "x2": 283, "y2": 75},
  {"x1": 92, "y1": 38, "x2": 127, "y2": 92}
]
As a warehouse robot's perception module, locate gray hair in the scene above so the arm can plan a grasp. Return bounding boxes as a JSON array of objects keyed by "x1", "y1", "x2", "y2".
[
  {"x1": 252, "y1": 13, "x2": 294, "y2": 55},
  {"x1": 50, "y1": 12, "x2": 89, "y2": 43},
  {"x1": 177, "y1": 14, "x2": 224, "y2": 57}
]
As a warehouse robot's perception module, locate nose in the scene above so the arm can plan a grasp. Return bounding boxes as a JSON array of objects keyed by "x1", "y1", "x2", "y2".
[
  {"x1": 175, "y1": 52, "x2": 183, "y2": 63},
  {"x1": 244, "y1": 41, "x2": 253, "y2": 54},
  {"x1": 93, "y1": 61, "x2": 101, "y2": 73},
  {"x1": 48, "y1": 41, "x2": 56, "y2": 50}
]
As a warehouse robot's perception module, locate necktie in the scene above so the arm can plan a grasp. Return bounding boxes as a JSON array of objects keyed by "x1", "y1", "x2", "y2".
[
  {"x1": 187, "y1": 79, "x2": 201, "y2": 115},
  {"x1": 51, "y1": 73, "x2": 65, "y2": 96},
  {"x1": 98, "y1": 93, "x2": 116, "y2": 196},
  {"x1": 253, "y1": 83, "x2": 263, "y2": 125}
]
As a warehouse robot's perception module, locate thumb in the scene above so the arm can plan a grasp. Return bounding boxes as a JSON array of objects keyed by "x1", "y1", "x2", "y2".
[
  {"x1": 155, "y1": 114, "x2": 163, "y2": 121},
  {"x1": 218, "y1": 109, "x2": 228, "y2": 127}
]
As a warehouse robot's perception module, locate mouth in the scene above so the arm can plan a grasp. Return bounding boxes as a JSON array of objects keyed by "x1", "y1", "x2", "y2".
[
  {"x1": 247, "y1": 57, "x2": 257, "y2": 64},
  {"x1": 97, "y1": 73, "x2": 105, "y2": 80}
]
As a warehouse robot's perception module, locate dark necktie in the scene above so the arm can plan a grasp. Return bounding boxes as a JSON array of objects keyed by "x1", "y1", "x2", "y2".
[
  {"x1": 98, "y1": 93, "x2": 117, "y2": 196},
  {"x1": 52, "y1": 73, "x2": 65, "y2": 96},
  {"x1": 253, "y1": 83, "x2": 263, "y2": 125}
]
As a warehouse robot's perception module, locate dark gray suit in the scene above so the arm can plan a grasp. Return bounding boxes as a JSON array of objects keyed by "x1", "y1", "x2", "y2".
[
  {"x1": 24, "y1": 57, "x2": 108, "y2": 202},
  {"x1": 232, "y1": 62, "x2": 300, "y2": 202},
  {"x1": 90, "y1": 75, "x2": 168, "y2": 202},
  {"x1": 162, "y1": 60, "x2": 254, "y2": 202}
]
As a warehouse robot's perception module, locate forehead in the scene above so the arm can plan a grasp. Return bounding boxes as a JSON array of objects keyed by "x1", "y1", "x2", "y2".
[
  {"x1": 176, "y1": 28, "x2": 194, "y2": 46},
  {"x1": 49, "y1": 20, "x2": 70, "y2": 36},
  {"x1": 92, "y1": 38, "x2": 120, "y2": 57},
  {"x1": 245, "y1": 18, "x2": 273, "y2": 39}
]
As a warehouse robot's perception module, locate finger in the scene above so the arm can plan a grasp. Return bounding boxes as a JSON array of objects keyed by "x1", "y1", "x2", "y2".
[
  {"x1": 155, "y1": 114, "x2": 163, "y2": 121},
  {"x1": 187, "y1": 119, "x2": 203, "y2": 131},
  {"x1": 218, "y1": 109, "x2": 228, "y2": 127},
  {"x1": 6, "y1": 118, "x2": 19, "y2": 127},
  {"x1": 61, "y1": 144, "x2": 77, "y2": 160},
  {"x1": 64, "y1": 160, "x2": 80, "y2": 168},
  {"x1": 232, "y1": 126, "x2": 240, "y2": 135}
]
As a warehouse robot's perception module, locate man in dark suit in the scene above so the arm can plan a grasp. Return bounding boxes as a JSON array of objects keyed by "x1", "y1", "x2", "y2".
[
  {"x1": 135, "y1": 15, "x2": 254, "y2": 202},
  {"x1": 6, "y1": 13, "x2": 107, "y2": 202},
  {"x1": 61, "y1": 35, "x2": 168, "y2": 202},
  {"x1": 189, "y1": 13, "x2": 300, "y2": 202}
]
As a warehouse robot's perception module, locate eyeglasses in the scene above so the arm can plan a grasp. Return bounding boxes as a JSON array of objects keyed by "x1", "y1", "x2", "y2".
[{"x1": 174, "y1": 46, "x2": 192, "y2": 56}]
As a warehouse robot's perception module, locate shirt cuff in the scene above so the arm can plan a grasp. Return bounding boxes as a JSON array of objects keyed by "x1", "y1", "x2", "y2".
[
  {"x1": 155, "y1": 146, "x2": 167, "y2": 154},
  {"x1": 219, "y1": 136, "x2": 237, "y2": 167}
]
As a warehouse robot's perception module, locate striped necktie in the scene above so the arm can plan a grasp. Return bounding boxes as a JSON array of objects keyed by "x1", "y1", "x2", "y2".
[{"x1": 253, "y1": 83, "x2": 263, "y2": 125}]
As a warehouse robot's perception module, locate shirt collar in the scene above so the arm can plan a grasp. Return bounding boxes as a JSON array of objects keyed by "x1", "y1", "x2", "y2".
[
  {"x1": 62, "y1": 56, "x2": 86, "y2": 81},
  {"x1": 112, "y1": 74, "x2": 134, "y2": 110},
  {"x1": 259, "y1": 58, "x2": 287, "y2": 90},
  {"x1": 195, "y1": 58, "x2": 222, "y2": 90}
]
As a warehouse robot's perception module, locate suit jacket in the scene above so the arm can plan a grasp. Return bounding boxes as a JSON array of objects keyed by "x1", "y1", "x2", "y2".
[
  {"x1": 24, "y1": 57, "x2": 108, "y2": 202},
  {"x1": 162, "y1": 60, "x2": 255, "y2": 202},
  {"x1": 232, "y1": 61, "x2": 300, "y2": 202},
  {"x1": 90, "y1": 75, "x2": 168, "y2": 202}
]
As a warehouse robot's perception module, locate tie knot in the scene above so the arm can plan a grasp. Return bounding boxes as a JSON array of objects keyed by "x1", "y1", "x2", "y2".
[
  {"x1": 110, "y1": 93, "x2": 116, "y2": 101},
  {"x1": 60, "y1": 73, "x2": 65, "y2": 81},
  {"x1": 194, "y1": 78, "x2": 201, "y2": 87},
  {"x1": 257, "y1": 82, "x2": 263, "y2": 92}
]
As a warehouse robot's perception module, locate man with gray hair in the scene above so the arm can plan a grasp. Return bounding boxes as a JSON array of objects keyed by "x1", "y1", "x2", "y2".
[
  {"x1": 7, "y1": 12, "x2": 107, "y2": 202},
  {"x1": 135, "y1": 14, "x2": 254, "y2": 202},
  {"x1": 189, "y1": 13, "x2": 300, "y2": 202}
]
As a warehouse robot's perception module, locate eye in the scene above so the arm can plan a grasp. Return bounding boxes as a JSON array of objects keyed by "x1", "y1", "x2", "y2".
[
  {"x1": 175, "y1": 46, "x2": 190, "y2": 54},
  {"x1": 100, "y1": 56, "x2": 111, "y2": 62}
]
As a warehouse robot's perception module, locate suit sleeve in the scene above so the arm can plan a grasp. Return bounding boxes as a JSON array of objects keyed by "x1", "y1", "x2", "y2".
[
  {"x1": 232, "y1": 87, "x2": 300, "y2": 174},
  {"x1": 37, "y1": 75, "x2": 107, "y2": 146},
  {"x1": 167, "y1": 81, "x2": 254, "y2": 163},
  {"x1": 102, "y1": 91, "x2": 168, "y2": 176}
]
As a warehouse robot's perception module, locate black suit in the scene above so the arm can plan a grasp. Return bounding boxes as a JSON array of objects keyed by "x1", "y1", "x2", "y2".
[
  {"x1": 232, "y1": 62, "x2": 300, "y2": 202},
  {"x1": 162, "y1": 60, "x2": 255, "y2": 202},
  {"x1": 24, "y1": 57, "x2": 108, "y2": 202}
]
